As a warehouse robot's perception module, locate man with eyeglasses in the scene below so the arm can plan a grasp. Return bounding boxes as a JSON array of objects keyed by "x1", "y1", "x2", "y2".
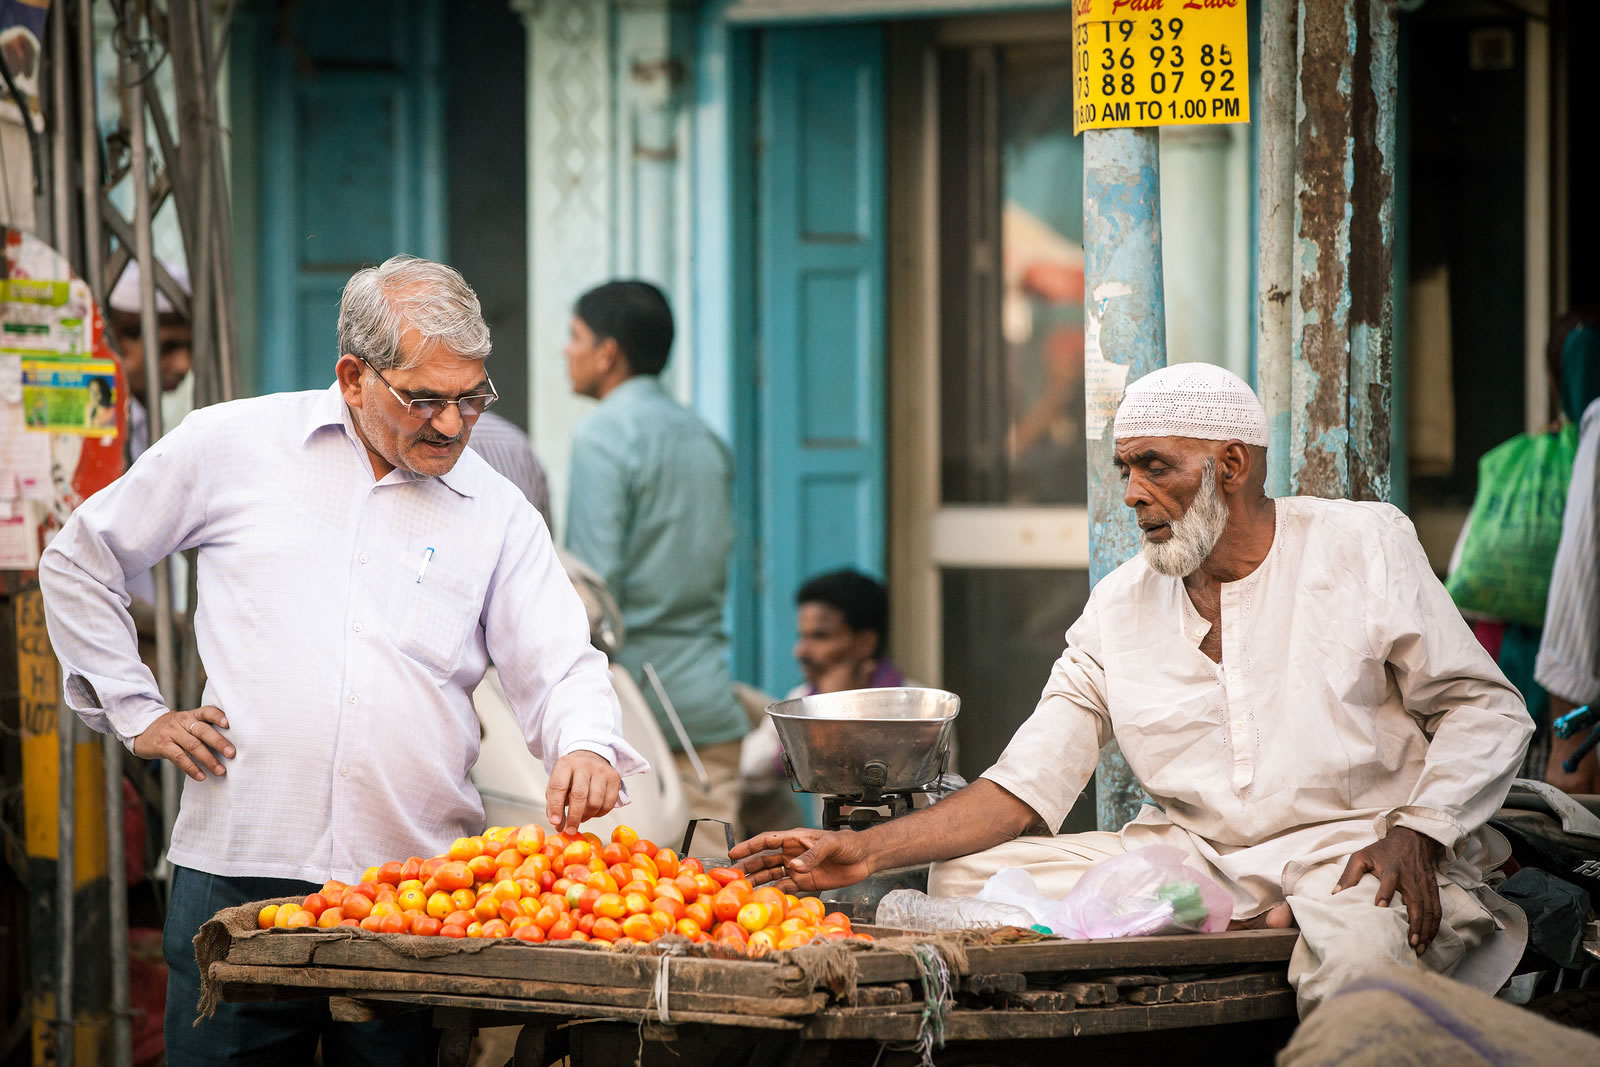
[{"x1": 39, "y1": 255, "x2": 646, "y2": 1065}]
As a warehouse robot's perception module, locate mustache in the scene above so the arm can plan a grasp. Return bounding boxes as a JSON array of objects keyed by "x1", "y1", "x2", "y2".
[{"x1": 415, "y1": 431, "x2": 461, "y2": 446}]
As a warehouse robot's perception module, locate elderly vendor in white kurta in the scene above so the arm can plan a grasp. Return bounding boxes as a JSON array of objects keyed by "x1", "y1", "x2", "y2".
[{"x1": 732, "y1": 364, "x2": 1533, "y2": 1016}]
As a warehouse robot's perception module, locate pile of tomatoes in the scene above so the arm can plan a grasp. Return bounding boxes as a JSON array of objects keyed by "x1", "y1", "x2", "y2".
[{"x1": 256, "y1": 824, "x2": 870, "y2": 957}]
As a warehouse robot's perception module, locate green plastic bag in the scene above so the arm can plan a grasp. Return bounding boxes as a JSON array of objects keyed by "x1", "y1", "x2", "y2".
[{"x1": 1446, "y1": 424, "x2": 1578, "y2": 629}]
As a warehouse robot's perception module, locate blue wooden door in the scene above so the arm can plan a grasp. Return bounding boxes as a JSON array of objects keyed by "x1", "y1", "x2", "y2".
[
  {"x1": 756, "y1": 27, "x2": 887, "y2": 693},
  {"x1": 254, "y1": 0, "x2": 444, "y2": 394}
]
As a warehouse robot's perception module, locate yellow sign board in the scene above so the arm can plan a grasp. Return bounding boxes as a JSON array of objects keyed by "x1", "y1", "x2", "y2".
[{"x1": 1072, "y1": 0, "x2": 1251, "y2": 134}]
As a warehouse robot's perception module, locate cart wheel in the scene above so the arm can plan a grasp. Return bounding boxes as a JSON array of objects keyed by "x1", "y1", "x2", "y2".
[{"x1": 513, "y1": 1024, "x2": 551, "y2": 1067}]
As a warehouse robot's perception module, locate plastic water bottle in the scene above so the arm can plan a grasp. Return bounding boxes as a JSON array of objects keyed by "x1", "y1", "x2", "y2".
[{"x1": 875, "y1": 889, "x2": 1037, "y2": 931}]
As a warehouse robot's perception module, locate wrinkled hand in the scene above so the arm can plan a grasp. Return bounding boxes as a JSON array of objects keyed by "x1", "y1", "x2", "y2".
[
  {"x1": 546, "y1": 750, "x2": 621, "y2": 835},
  {"x1": 132, "y1": 706, "x2": 234, "y2": 782},
  {"x1": 1335, "y1": 827, "x2": 1444, "y2": 956},
  {"x1": 729, "y1": 827, "x2": 873, "y2": 893}
]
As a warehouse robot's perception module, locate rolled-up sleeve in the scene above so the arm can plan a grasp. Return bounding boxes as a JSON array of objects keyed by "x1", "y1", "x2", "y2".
[
  {"x1": 485, "y1": 501, "x2": 650, "y2": 792},
  {"x1": 39, "y1": 410, "x2": 213, "y2": 746},
  {"x1": 1536, "y1": 400, "x2": 1600, "y2": 705},
  {"x1": 981, "y1": 599, "x2": 1113, "y2": 834},
  {"x1": 1375, "y1": 511, "x2": 1533, "y2": 860}
]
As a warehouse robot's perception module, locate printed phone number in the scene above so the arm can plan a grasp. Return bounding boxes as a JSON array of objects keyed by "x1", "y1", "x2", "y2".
[{"x1": 1074, "y1": 17, "x2": 1241, "y2": 100}]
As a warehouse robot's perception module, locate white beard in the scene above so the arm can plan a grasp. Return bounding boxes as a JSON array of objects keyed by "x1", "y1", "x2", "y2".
[{"x1": 1142, "y1": 460, "x2": 1229, "y2": 577}]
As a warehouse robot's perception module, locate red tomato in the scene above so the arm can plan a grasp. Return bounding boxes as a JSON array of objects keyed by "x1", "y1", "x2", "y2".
[
  {"x1": 620, "y1": 914, "x2": 656, "y2": 942},
  {"x1": 680, "y1": 857, "x2": 705, "y2": 875},
  {"x1": 341, "y1": 893, "x2": 374, "y2": 921},
  {"x1": 440, "y1": 923, "x2": 466, "y2": 938},
  {"x1": 400, "y1": 857, "x2": 424, "y2": 882},
  {"x1": 514, "y1": 923, "x2": 546, "y2": 942},
  {"x1": 301, "y1": 893, "x2": 330, "y2": 918},
  {"x1": 377, "y1": 861, "x2": 405, "y2": 886},
  {"x1": 434, "y1": 862, "x2": 473, "y2": 893},
  {"x1": 412, "y1": 916, "x2": 443, "y2": 937},
  {"x1": 711, "y1": 889, "x2": 743, "y2": 923},
  {"x1": 630, "y1": 839, "x2": 658, "y2": 856},
  {"x1": 548, "y1": 916, "x2": 576, "y2": 941},
  {"x1": 591, "y1": 917, "x2": 623, "y2": 943},
  {"x1": 653, "y1": 849, "x2": 681, "y2": 879},
  {"x1": 481, "y1": 919, "x2": 510, "y2": 939}
]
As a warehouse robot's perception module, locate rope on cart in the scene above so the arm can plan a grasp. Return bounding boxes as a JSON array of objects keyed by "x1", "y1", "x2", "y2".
[{"x1": 884, "y1": 942, "x2": 956, "y2": 1067}]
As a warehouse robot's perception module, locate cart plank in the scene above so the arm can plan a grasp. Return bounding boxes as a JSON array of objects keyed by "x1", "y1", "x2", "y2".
[
  {"x1": 225, "y1": 935, "x2": 810, "y2": 998},
  {"x1": 210, "y1": 962, "x2": 827, "y2": 1017},
  {"x1": 802, "y1": 989, "x2": 1297, "y2": 1040},
  {"x1": 851, "y1": 929, "x2": 1299, "y2": 983},
  {"x1": 352, "y1": 990, "x2": 806, "y2": 1031}
]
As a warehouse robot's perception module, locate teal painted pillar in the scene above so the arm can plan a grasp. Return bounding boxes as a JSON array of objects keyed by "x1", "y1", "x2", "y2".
[{"x1": 1082, "y1": 127, "x2": 1167, "y2": 831}]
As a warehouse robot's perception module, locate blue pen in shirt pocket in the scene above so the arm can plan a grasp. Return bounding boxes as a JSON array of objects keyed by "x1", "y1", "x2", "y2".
[{"x1": 416, "y1": 546, "x2": 435, "y2": 584}]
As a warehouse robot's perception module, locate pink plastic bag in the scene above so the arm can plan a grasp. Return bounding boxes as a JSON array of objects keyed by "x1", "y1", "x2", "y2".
[{"x1": 1048, "y1": 845, "x2": 1232, "y2": 938}]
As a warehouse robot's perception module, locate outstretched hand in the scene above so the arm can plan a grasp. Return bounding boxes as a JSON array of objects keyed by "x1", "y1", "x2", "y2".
[
  {"x1": 546, "y1": 750, "x2": 622, "y2": 835},
  {"x1": 1334, "y1": 826, "x2": 1444, "y2": 956},
  {"x1": 729, "y1": 827, "x2": 873, "y2": 893}
]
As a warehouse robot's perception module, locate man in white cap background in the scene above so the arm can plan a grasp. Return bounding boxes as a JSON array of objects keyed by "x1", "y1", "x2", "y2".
[
  {"x1": 107, "y1": 260, "x2": 193, "y2": 462},
  {"x1": 733, "y1": 364, "x2": 1532, "y2": 1016}
]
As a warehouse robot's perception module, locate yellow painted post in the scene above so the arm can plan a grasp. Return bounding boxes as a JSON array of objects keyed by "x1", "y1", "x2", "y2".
[{"x1": 16, "y1": 589, "x2": 110, "y2": 1064}]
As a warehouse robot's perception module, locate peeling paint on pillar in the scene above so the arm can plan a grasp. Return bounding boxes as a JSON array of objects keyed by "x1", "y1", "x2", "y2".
[
  {"x1": 1082, "y1": 127, "x2": 1166, "y2": 831},
  {"x1": 1290, "y1": 0, "x2": 1396, "y2": 502}
]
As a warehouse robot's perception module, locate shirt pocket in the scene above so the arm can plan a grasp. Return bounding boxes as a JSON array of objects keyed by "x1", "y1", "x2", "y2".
[{"x1": 386, "y1": 556, "x2": 482, "y2": 677}]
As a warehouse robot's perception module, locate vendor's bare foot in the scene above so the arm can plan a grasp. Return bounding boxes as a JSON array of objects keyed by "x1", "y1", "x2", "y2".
[{"x1": 1228, "y1": 904, "x2": 1295, "y2": 931}]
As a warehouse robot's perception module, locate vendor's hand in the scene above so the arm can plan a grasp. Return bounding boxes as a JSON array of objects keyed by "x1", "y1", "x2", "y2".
[
  {"x1": 1334, "y1": 826, "x2": 1444, "y2": 956},
  {"x1": 132, "y1": 706, "x2": 234, "y2": 782},
  {"x1": 546, "y1": 750, "x2": 621, "y2": 835},
  {"x1": 730, "y1": 828, "x2": 872, "y2": 893}
]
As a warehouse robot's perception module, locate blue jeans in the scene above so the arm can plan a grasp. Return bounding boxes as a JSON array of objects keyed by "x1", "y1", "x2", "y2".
[{"x1": 164, "y1": 865, "x2": 440, "y2": 1066}]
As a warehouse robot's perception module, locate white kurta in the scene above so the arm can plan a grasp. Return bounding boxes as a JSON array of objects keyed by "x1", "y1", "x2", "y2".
[{"x1": 983, "y1": 496, "x2": 1533, "y2": 917}]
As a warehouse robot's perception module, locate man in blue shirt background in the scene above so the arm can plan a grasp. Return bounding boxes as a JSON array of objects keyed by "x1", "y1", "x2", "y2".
[{"x1": 565, "y1": 281, "x2": 747, "y2": 843}]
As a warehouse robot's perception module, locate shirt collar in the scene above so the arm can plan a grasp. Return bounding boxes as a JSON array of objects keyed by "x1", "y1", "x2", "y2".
[
  {"x1": 600, "y1": 375, "x2": 665, "y2": 407},
  {"x1": 302, "y1": 382, "x2": 480, "y2": 498}
]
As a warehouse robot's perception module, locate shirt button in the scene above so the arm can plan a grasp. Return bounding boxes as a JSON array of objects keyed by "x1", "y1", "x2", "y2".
[
  {"x1": 348, "y1": 694, "x2": 358, "y2": 705},
  {"x1": 359, "y1": 553, "x2": 369, "y2": 564},
  {"x1": 340, "y1": 764, "x2": 351, "y2": 777},
  {"x1": 1233, "y1": 720, "x2": 1245, "y2": 730},
  {"x1": 352, "y1": 622, "x2": 363, "y2": 632}
]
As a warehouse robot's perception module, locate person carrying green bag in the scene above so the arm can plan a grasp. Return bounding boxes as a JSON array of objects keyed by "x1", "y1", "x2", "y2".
[{"x1": 1447, "y1": 312, "x2": 1600, "y2": 778}]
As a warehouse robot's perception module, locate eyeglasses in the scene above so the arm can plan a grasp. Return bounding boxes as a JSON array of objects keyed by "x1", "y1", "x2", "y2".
[{"x1": 360, "y1": 356, "x2": 498, "y2": 420}]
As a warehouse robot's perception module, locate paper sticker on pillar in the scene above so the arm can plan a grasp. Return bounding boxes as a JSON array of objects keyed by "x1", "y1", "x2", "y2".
[
  {"x1": 1083, "y1": 281, "x2": 1134, "y2": 441},
  {"x1": 1072, "y1": 0, "x2": 1250, "y2": 135}
]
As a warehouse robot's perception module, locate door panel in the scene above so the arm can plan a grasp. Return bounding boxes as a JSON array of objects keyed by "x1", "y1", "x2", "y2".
[
  {"x1": 256, "y1": 0, "x2": 443, "y2": 395},
  {"x1": 757, "y1": 27, "x2": 887, "y2": 693}
]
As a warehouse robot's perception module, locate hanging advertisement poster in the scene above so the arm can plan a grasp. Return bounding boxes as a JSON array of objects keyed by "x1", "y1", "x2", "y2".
[{"x1": 20, "y1": 359, "x2": 119, "y2": 436}]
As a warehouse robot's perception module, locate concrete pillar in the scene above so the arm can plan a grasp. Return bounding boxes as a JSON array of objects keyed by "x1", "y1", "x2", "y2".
[{"x1": 1082, "y1": 127, "x2": 1167, "y2": 831}]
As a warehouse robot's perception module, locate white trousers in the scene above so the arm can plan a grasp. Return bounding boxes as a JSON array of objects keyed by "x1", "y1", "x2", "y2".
[{"x1": 929, "y1": 833, "x2": 1503, "y2": 1017}]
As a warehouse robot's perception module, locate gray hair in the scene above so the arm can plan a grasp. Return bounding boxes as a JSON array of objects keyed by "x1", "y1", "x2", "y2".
[{"x1": 337, "y1": 255, "x2": 492, "y2": 371}]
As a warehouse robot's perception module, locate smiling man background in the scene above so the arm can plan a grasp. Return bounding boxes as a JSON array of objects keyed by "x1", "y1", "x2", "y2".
[
  {"x1": 733, "y1": 363, "x2": 1532, "y2": 1018},
  {"x1": 40, "y1": 255, "x2": 644, "y2": 1064}
]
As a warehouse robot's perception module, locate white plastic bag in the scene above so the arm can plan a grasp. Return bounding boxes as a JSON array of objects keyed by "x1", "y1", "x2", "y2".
[{"x1": 977, "y1": 846, "x2": 1232, "y2": 938}]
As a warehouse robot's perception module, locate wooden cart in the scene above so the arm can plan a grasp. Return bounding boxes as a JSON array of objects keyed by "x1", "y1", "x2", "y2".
[{"x1": 202, "y1": 905, "x2": 1301, "y2": 1067}]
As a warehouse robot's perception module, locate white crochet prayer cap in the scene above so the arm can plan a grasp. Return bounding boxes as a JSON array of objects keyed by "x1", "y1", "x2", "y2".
[
  {"x1": 108, "y1": 260, "x2": 189, "y2": 314},
  {"x1": 1113, "y1": 363, "x2": 1269, "y2": 447}
]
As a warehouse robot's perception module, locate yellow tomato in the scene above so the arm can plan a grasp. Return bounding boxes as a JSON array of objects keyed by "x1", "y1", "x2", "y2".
[
  {"x1": 737, "y1": 902, "x2": 772, "y2": 933},
  {"x1": 426, "y1": 891, "x2": 454, "y2": 920}
]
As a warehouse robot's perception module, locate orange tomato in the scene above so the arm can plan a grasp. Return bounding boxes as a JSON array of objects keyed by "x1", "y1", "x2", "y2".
[
  {"x1": 568, "y1": 930, "x2": 591, "y2": 943},
  {"x1": 799, "y1": 897, "x2": 826, "y2": 921},
  {"x1": 607, "y1": 863, "x2": 634, "y2": 887},
  {"x1": 420, "y1": 857, "x2": 446, "y2": 881},
  {"x1": 651, "y1": 896, "x2": 685, "y2": 923},
  {"x1": 285, "y1": 909, "x2": 316, "y2": 930},
  {"x1": 499, "y1": 901, "x2": 523, "y2": 924},
  {"x1": 491, "y1": 880, "x2": 521, "y2": 903},
  {"x1": 623, "y1": 892, "x2": 652, "y2": 916},
  {"x1": 413, "y1": 915, "x2": 443, "y2": 937},
  {"x1": 708, "y1": 867, "x2": 743, "y2": 887},
  {"x1": 737, "y1": 902, "x2": 771, "y2": 933},
  {"x1": 681, "y1": 857, "x2": 705, "y2": 875},
  {"x1": 562, "y1": 840, "x2": 594, "y2": 867},
  {"x1": 317, "y1": 908, "x2": 345, "y2": 929},
  {"x1": 514, "y1": 923, "x2": 546, "y2": 942},
  {"x1": 653, "y1": 849, "x2": 681, "y2": 879},
  {"x1": 748, "y1": 929, "x2": 778, "y2": 956},
  {"x1": 549, "y1": 915, "x2": 576, "y2": 941},
  {"x1": 577, "y1": 913, "x2": 597, "y2": 935},
  {"x1": 586, "y1": 871, "x2": 620, "y2": 895},
  {"x1": 692, "y1": 874, "x2": 719, "y2": 899},
  {"x1": 820, "y1": 912, "x2": 852, "y2": 930},
  {"x1": 440, "y1": 923, "x2": 466, "y2": 939},
  {"x1": 676, "y1": 918, "x2": 703, "y2": 939},
  {"x1": 258, "y1": 905, "x2": 280, "y2": 929},
  {"x1": 359, "y1": 914, "x2": 384, "y2": 932},
  {"x1": 466, "y1": 922, "x2": 485, "y2": 938},
  {"x1": 448, "y1": 836, "x2": 485, "y2": 862},
  {"x1": 630, "y1": 853, "x2": 659, "y2": 880},
  {"x1": 434, "y1": 862, "x2": 474, "y2": 893},
  {"x1": 673, "y1": 873, "x2": 701, "y2": 903},
  {"x1": 426, "y1": 892, "x2": 454, "y2": 920},
  {"x1": 341, "y1": 893, "x2": 373, "y2": 921},
  {"x1": 647, "y1": 911, "x2": 673, "y2": 935},
  {"x1": 685, "y1": 901, "x2": 714, "y2": 930},
  {"x1": 481, "y1": 919, "x2": 510, "y2": 939},
  {"x1": 449, "y1": 888, "x2": 476, "y2": 913},
  {"x1": 620, "y1": 913, "x2": 656, "y2": 941},
  {"x1": 591, "y1": 917, "x2": 623, "y2": 942},
  {"x1": 785, "y1": 905, "x2": 812, "y2": 923},
  {"x1": 348, "y1": 882, "x2": 380, "y2": 902},
  {"x1": 515, "y1": 823, "x2": 546, "y2": 856},
  {"x1": 400, "y1": 857, "x2": 424, "y2": 882},
  {"x1": 620, "y1": 880, "x2": 654, "y2": 898},
  {"x1": 397, "y1": 888, "x2": 428, "y2": 913},
  {"x1": 563, "y1": 864, "x2": 593, "y2": 885},
  {"x1": 472, "y1": 896, "x2": 500, "y2": 922},
  {"x1": 653, "y1": 883, "x2": 685, "y2": 905},
  {"x1": 593, "y1": 893, "x2": 625, "y2": 920},
  {"x1": 379, "y1": 912, "x2": 407, "y2": 935},
  {"x1": 466, "y1": 855, "x2": 498, "y2": 883},
  {"x1": 629, "y1": 839, "x2": 658, "y2": 857},
  {"x1": 601, "y1": 843, "x2": 629, "y2": 867},
  {"x1": 611, "y1": 825, "x2": 640, "y2": 850},
  {"x1": 752, "y1": 887, "x2": 786, "y2": 912},
  {"x1": 777, "y1": 932, "x2": 810, "y2": 951},
  {"x1": 444, "y1": 909, "x2": 474, "y2": 929},
  {"x1": 533, "y1": 905, "x2": 561, "y2": 931},
  {"x1": 712, "y1": 921, "x2": 748, "y2": 945},
  {"x1": 710, "y1": 888, "x2": 743, "y2": 924},
  {"x1": 375, "y1": 861, "x2": 404, "y2": 886}
]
